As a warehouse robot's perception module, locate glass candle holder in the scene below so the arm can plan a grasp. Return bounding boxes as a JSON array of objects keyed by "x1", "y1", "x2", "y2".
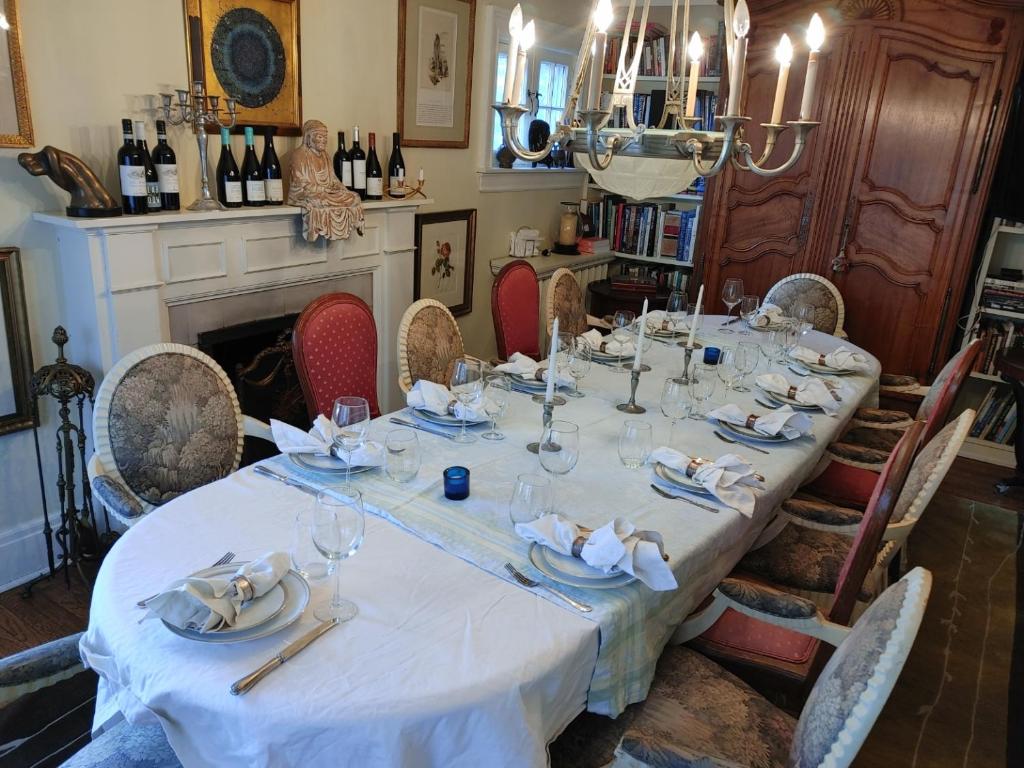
[
  {"x1": 443, "y1": 466, "x2": 470, "y2": 500},
  {"x1": 703, "y1": 346, "x2": 722, "y2": 365}
]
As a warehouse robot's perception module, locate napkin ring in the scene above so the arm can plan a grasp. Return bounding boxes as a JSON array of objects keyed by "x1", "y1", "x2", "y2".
[
  {"x1": 685, "y1": 459, "x2": 702, "y2": 478},
  {"x1": 534, "y1": 368, "x2": 546, "y2": 382},
  {"x1": 745, "y1": 414, "x2": 759, "y2": 429},
  {"x1": 787, "y1": 385, "x2": 798, "y2": 400},
  {"x1": 818, "y1": 354, "x2": 828, "y2": 366},
  {"x1": 571, "y1": 536, "x2": 587, "y2": 558},
  {"x1": 446, "y1": 399, "x2": 458, "y2": 415},
  {"x1": 231, "y1": 575, "x2": 255, "y2": 603}
]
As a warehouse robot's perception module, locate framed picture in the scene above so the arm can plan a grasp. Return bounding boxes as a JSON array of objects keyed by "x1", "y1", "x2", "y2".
[
  {"x1": 397, "y1": 0, "x2": 475, "y2": 148},
  {"x1": 0, "y1": 247, "x2": 34, "y2": 435},
  {"x1": 0, "y1": 0, "x2": 33, "y2": 148},
  {"x1": 415, "y1": 210, "x2": 477, "y2": 317},
  {"x1": 184, "y1": 0, "x2": 302, "y2": 135}
]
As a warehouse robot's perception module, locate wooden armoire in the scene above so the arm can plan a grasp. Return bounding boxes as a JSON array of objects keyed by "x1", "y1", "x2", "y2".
[{"x1": 696, "y1": 0, "x2": 1024, "y2": 381}]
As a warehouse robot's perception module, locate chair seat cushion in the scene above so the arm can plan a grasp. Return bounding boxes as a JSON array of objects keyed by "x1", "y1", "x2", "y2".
[
  {"x1": 852, "y1": 407, "x2": 912, "y2": 425},
  {"x1": 615, "y1": 646, "x2": 796, "y2": 768},
  {"x1": 61, "y1": 720, "x2": 181, "y2": 768},
  {"x1": 842, "y1": 426, "x2": 903, "y2": 453},
  {"x1": 782, "y1": 496, "x2": 863, "y2": 527},
  {"x1": 801, "y1": 461, "x2": 877, "y2": 509},
  {"x1": 699, "y1": 606, "x2": 820, "y2": 665},
  {"x1": 826, "y1": 441, "x2": 888, "y2": 470},
  {"x1": 879, "y1": 373, "x2": 919, "y2": 389},
  {"x1": 738, "y1": 525, "x2": 852, "y2": 595}
]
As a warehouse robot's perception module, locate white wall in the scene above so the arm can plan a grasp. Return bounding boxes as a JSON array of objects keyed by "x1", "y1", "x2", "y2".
[{"x1": 0, "y1": 0, "x2": 590, "y2": 588}]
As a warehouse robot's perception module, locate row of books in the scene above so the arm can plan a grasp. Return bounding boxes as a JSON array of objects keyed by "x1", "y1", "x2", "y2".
[
  {"x1": 980, "y1": 275, "x2": 1024, "y2": 314},
  {"x1": 589, "y1": 194, "x2": 700, "y2": 263},
  {"x1": 604, "y1": 22, "x2": 725, "y2": 79},
  {"x1": 970, "y1": 386, "x2": 1017, "y2": 445},
  {"x1": 612, "y1": 263, "x2": 689, "y2": 292},
  {"x1": 605, "y1": 89, "x2": 719, "y2": 132},
  {"x1": 968, "y1": 318, "x2": 1023, "y2": 376}
]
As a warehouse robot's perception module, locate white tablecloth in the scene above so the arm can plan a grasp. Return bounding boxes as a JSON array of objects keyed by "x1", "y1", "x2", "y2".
[{"x1": 80, "y1": 318, "x2": 880, "y2": 767}]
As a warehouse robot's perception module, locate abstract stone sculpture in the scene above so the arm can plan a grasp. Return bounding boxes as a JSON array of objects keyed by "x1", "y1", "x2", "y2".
[
  {"x1": 287, "y1": 119, "x2": 364, "y2": 242},
  {"x1": 19, "y1": 146, "x2": 122, "y2": 217}
]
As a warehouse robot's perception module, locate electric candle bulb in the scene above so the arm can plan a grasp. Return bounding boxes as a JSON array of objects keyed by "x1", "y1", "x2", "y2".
[
  {"x1": 800, "y1": 14, "x2": 826, "y2": 120},
  {"x1": 771, "y1": 34, "x2": 793, "y2": 125},
  {"x1": 732, "y1": 0, "x2": 750, "y2": 38},
  {"x1": 775, "y1": 33, "x2": 793, "y2": 65},
  {"x1": 511, "y1": 20, "x2": 535, "y2": 107},
  {"x1": 501, "y1": 4, "x2": 523, "y2": 103},
  {"x1": 687, "y1": 31, "x2": 704, "y2": 63},
  {"x1": 587, "y1": 1, "x2": 614, "y2": 111},
  {"x1": 594, "y1": 0, "x2": 613, "y2": 32},
  {"x1": 726, "y1": 0, "x2": 750, "y2": 115},
  {"x1": 521, "y1": 20, "x2": 536, "y2": 50},
  {"x1": 807, "y1": 13, "x2": 826, "y2": 52},
  {"x1": 685, "y1": 32, "x2": 703, "y2": 118}
]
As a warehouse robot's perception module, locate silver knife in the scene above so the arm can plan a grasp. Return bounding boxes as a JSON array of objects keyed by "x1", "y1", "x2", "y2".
[
  {"x1": 253, "y1": 465, "x2": 319, "y2": 495},
  {"x1": 389, "y1": 417, "x2": 456, "y2": 440},
  {"x1": 722, "y1": 316, "x2": 741, "y2": 326},
  {"x1": 230, "y1": 619, "x2": 340, "y2": 695}
]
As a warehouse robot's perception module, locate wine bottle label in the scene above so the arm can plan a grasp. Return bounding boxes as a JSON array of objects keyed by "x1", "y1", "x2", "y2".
[
  {"x1": 246, "y1": 180, "x2": 267, "y2": 201},
  {"x1": 389, "y1": 175, "x2": 406, "y2": 196},
  {"x1": 155, "y1": 164, "x2": 179, "y2": 193},
  {"x1": 342, "y1": 164, "x2": 352, "y2": 187},
  {"x1": 224, "y1": 181, "x2": 243, "y2": 203},
  {"x1": 353, "y1": 160, "x2": 367, "y2": 188},
  {"x1": 366, "y1": 177, "x2": 383, "y2": 197},
  {"x1": 264, "y1": 178, "x2": 284, "y2": 201},
  {"x1": 146, "y1": 182, "x2": 161, "y2": 208},
  {"x1": 119, "y1": 165, "x2": 147, "y2": 196}
]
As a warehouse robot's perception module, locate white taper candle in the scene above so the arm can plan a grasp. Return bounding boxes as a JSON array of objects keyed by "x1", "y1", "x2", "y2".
[
  {"x1": 502, "y1": 5, "x2": 523, "y2": 104},
  {"x1": 633, "y1": 298, "x2": 649, "y2": 371},
  {"x1": 688, "y1": 284, "x2": 704, "y2": 349},
  {"x1": 545, "y1": 317, "x2": 559, "y2": 403}
]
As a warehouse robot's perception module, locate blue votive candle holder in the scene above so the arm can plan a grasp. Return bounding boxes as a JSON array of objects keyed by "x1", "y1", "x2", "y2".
[
  {"x1": 444, "y1": 466, "x2": 470, "y2": 500},
  {"x1": 703, "y1": 347, "x2": 722, "y2": 365}
]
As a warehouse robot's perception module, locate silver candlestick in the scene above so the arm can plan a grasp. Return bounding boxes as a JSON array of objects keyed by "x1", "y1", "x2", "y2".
[
  {"x1": 616, "y1": 369, "x2": 646, "y2": 414},
  {"x1": 159, "y1": 81, "x2": 238, "y2": 211},
  {"x1": 673, "y1": 343, "x2": 703, "y2": 386},
  {"x1": 527, "y1": 399, "x2": 559, "y2": 454}
]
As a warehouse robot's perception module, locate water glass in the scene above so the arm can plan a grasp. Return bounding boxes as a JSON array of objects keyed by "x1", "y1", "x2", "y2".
[
  {"x1": 618, "y1": 420, "x2": 653, "y2": 469},
  {"x1": 508, "y1": 473, "x2": 552, "y2": 525},
  {"x1": 385, "y1": 428, "x2": 420, "y2": 483},
  {"x1": 568, "y1": 339, "x2": 592, "y2": 397},
  {"x1": 660, "y1": 377, "x2": 691, "y2": 448},
  {"x1": 666, "y1": 290, "x2": 689, "y2": 333},
  {"x1": 739, "y1": 295, "x2": 759, "y2": 335},
  {"x1": 311, "y1": 490, "x2": 365, "y2": 623},
  {"x1": 717, "y1": 349, "x2": 740, "y2": 392},
  {"x1": 767, "y1": 328, "x2": 787, "y2": 368},
  {"x1": 734, "y1": 341, "x2": 759, "y2": 392},
  {"x1": 482, "y1": 375, "x2": 511, "y2": 440},
  {"x1": 292, "y1": 506, "x2": 329, "y2": 582},
  {"x1": 688, "y1": 362, "x2": 717, "y2": 419},
  {"x1": 538, "y1": 420, "x2": 580, "y2": 511},
  {"x1": 331, "y1": 396, "x2": 371, "y2": 494},
  {"x1": 450, "y1": 357, "x2": 483, "y2": 444}
]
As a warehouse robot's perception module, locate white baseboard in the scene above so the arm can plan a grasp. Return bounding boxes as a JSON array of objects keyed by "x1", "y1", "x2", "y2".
[{"x1": 0, "y1": 518, "x2": 57, "y2": 592}]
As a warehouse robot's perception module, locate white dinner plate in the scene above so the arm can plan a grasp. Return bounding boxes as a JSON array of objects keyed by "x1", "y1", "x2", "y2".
[
  {"x1": 749, "y1": 322, "x2": 787, "y2": 332},
  {"x1": 797, "y1": 360, "x2": 856, "y2": 376},
  {"x1": 648, "y1": 326, "x2": 686, "y2": 338},
  {"x1": 162, "y1": 565, "x2": 310, "y2": 644},
  {"x1": 653, "y1": 462, "x2": 716, "y2": 497},
  {"x1": 590, "y1": 349, "x2": 635, "y2": 364},
  {"x1": 413, "y1": 408, "x2": 487, "y2": 427},
  {"x1": 716, "y1": 419, "x2": 791, "y2": 443},
  {"x1": 529, "y1": 543, "x2": 636, "y2": 589},
  {"x1": 760, "y1": 389, "x2": 820, "y2": 411},
  {"x1": 507, "y1": 372, "x2": 548, "y2": 390},
  {"x1": 289, "y1": 453, "x2": 377, "y2": 476}
]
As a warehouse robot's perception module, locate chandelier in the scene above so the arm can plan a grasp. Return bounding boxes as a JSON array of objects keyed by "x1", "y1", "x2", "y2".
[{"x1": 493, "y1": 0, "x2": 825, "y2": 199}]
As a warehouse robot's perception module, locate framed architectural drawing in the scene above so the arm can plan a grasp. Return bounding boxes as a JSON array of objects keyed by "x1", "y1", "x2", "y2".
[
  {"x1": 0, "y1": 0, "x2": 33, "y2": 148},
  {"x1": 0, "y1": 247, "x2": 34, "y2": 435},
  {"x1": 414, "y1": 210, "x2": 476, "y2": 317},
  {"x1": 398, "y1": 0, "x2": 475, "y2": 148}
]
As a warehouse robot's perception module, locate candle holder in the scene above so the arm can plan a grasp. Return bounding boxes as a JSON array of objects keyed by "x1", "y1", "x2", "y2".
[
  {"x1": 672, "y1": 343, "x2": 703, "y2": 386},
  {"x1": 616, "y1": 369, "x2": 646, "y2": 414},
  {"x1": 527, "y1": 398, "x2": 559, "y2": 454},
  {"x1": 159, "y1": 81, "x2": 238, "y2": 211},
  {"x1": 385, "y1": 178, "x2": 428, "y2": 200}
]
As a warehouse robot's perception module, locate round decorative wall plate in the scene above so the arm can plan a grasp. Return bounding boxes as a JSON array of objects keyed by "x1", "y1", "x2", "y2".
[{"x1": 210, "y1": 8, "x2": 286, "y2": 108}]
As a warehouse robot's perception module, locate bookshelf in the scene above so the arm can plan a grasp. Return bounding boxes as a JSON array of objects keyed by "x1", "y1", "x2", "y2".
[{"x1": 953, "y1": 217, "x2": 1024, "y2": 468}]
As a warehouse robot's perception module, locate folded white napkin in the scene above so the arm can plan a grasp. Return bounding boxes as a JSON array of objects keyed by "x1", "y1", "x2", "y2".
[
  {"x1": 515, "y1": 514, "x2": 677, "y2": 591},
  {"x1": 643, "y1": 310, "x2": 681, "y2": 332},
  {"x1": 407, "y1": 379, "x2": 489, "y2": 420},
  {"x1": 789, "y1": 344, "x2": 871, "y2": 373},
  {"x1": 756, "y1": 373, "x2": 840, "y2": 416},
  {"x1": 750, "y1": 303, "x2": 786, "y2": 328},
  {"x1": 495, "y1": 352, "x2": 573, "y2": 387},
  {"x1": 649, "y1": 447, "x2": 764, "y2": 516},
  {"x1": 270, "y1": 416, "x2": 385, "y2": 466},
  {"x1": 707, "y1": 403, "x2": 813, "y2": 440},
  {"x1": 145, "y1": 552, "x2": 291, "y2": 633},
  {"x1": 579, "y1": 329, "x2": 635, "y2": 356}
]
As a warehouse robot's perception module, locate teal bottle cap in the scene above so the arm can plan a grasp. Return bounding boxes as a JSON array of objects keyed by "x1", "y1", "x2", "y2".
[
  {"x1": 220, "y1": 127, "x2": 230, "y2": 143},
  {"x1": 244, "y1": 126, "x2": 254, "y2": 143}
]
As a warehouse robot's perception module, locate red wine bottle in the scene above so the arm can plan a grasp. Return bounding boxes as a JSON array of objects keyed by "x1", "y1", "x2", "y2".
[
  {"x1": 152, "y1": 119, "x2": 180, "y2": 210},
  {"x1": 350, "y1": 126, "x2": 367, "y2": 199},
  {"x1": 365, "y1": 132, "x2": 384, "y2": 200},
  {"x1": 117, "y1": 118, "x2": 147, "y2": 215},
  {"x1": 216, "y1": 128, "x2": 242, "y2": 208},
  {"x1": 241, "y1": 126, "x2": 266, "y2": 206},
  {"x1": 132, "y1": 120, "x2": 161, "y2": 212},
  {"x1": 261, "y1": 126, "x2": 283, "y2": 205},
  {"x1": 333, "y1": 131, "x2": 352, "y2": 189},
  {"x1": 387, "y1": 131, "x2": 406, "y2": 198}
]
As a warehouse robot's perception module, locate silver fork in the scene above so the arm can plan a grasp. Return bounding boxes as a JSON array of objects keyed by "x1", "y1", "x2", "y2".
[
  {"x1": 504, "y1": 563, "x2": 592, "y2": 612},
  {"x1": 136, "y1": 551, "x2": 236, "y2": 608}
]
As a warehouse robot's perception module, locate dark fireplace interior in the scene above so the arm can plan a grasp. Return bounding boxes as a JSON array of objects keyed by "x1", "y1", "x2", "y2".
[{"x1": 198, "y1": 314, "x2": 308, "y2": 466}]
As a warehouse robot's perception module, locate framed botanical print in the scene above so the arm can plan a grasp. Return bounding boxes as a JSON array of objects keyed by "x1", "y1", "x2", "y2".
[
  {"x1": 397, "y1": 0, "x2": 475, "y2": 148},
  {"x1": 414, "y1": 210, "x2": 477, "y2": 317},
  {"x1": 0, "y1": 0, "x2": 33, "y2": 148},
  {"x1": 184, "y1": 0, "x2": 302, "y2": 135},
  {"x1": 0, "y1": 247, "x2": 34, "y2": 435}
]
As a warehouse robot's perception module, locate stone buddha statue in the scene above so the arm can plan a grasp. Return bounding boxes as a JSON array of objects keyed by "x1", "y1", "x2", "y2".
[{"x1": 287, "y1": 119, "x2": 364, "y2": 242}]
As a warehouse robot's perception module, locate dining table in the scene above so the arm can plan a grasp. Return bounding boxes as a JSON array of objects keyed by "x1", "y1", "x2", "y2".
[{"x1": 80, "y1": 316, "x2": 881, "y2": 768}]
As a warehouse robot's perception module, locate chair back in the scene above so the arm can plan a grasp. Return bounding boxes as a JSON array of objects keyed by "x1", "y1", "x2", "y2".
[
  {"x1": 917, "y1": 339, "x2": 981, "y2": 441},
  {"x1": 492, "y1": 260, "x2": 541, "y2": 361},
  {"x1": 891, "y1": 410, "x2": 973, "y2": 526},
  {"x1": 546, "y1": 268, "x2": 589, "y2": 338},
  {"x1": 790, "y1": 567, "x2": 931, "y2": 768},
  {"x1": 828, "y1": 420, "x2": 924, "y2": 624},
  {"x1": 92, "y1": 343, "x2": 244, "y2": 507},
  {"x1": 292, "y1": 293, "x2": 380, "y2": 421},
  {"x1": 764, "y1": 273, "x2": 845, "y2": 335},
  {"x1": 397, "y1": 298, "x2": 466, "y2": 392}
]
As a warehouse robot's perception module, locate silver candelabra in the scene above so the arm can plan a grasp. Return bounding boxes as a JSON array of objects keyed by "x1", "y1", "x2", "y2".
[{"x1": 160, "y1": 81, "x2": 238, "y2": 211}]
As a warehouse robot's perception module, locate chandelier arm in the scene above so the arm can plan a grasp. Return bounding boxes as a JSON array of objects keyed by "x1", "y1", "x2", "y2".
[
  {"x1": 739, "y1": 121, "x2": 819, "y2": 177},
  {"x1": 671, "y1": 115, "x2": 747, "y2": 177},
  {"x1": 492, "y1": 105, "x2": 572, "y2": 163},
  {"x1": 563, "y1": 14, "x2": 596, "y2": 125}
]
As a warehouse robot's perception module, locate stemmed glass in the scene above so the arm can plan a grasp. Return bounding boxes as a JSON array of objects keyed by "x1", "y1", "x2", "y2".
[
  {"x1": 567, "y1": 339, "x2": 592, "y2": 398},
  {"x1": 767, "y1": 328, "x2": 788, "y2": 369},
  {"x1": 611, "y1": 309, "x2": 636, "y2": 371},
  {"x1": 666, "y1": 290, "x2": 689, "y2": 334},
  {"x1": 793, "y1": 302, "x2": 816, "y2": 337},
  {"x1": 482, "y1": 374, "x2": 511, "y2": 440},
  {"x1": 781, "y1": 323, "x2": 800, "y2": 366},
  {"x1": 331, "y1": 396, "x2": 371, "y2": 494},
  {"x1": 449, "y1": 357, "x2": 483, "y2": 444},
  {"x1": 717, "y1": 349, "x2": 740, "y2": 394},
  {"x1": 739, "y1": 295, "x2": 759, "y2": 335},
  {"x1": 660, "y1": 377, "x2": 691, "y2": 447},
  {"x1": 538, "y1": 420, "x2": 579, "y2": 512},
  {"x1": 508, "y1": 473, "x2": 552, "y2": 525},
  {"x1": 688, "y1": 362, "x2": 717, "y2": 420},
  {"x1": 311, "y1": 490, "x2": 365, "y2": 622},
  {"x1": 721, "y1": 278, "x2": 744, "y2": 332},
  {"x1": 734, "y1": 342, "x2": 759, "y2": 392}
]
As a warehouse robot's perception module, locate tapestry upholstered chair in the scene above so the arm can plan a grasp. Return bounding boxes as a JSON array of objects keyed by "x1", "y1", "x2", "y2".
[
  {"x1": 807, "y1": 339, "x2": 981, "y2": 507},
  {"x1": 0, "y1": 633, "x2": 180, "y2": 767},
  {"x1": 672, "y1": 423, "x2": 921, "y2": 693},
  {"x1": 763, "y1": 272, "x2": 846, "y2": 336},
  {"x1": 292, "y1": 293, "x2": 381, "y2": 421},
  {"x1": 607, "y1": 567, "x2": 932, "y2": 768},
  {"x1": 545, "y1": 267, "x2": 609, "y2": 339},
  {"x1": 397, "y1": 298, "x2": 470, "y2": 393},
  {"x1": 88, "y1": 344, "x2": 273, "y2": 528},
  {"x1": 491, "y1": 260, "x2": 541, "y2": 361}
]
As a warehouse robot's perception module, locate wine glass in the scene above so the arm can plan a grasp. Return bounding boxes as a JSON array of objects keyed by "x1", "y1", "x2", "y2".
[
  {"x1": 538, "y1": 420, "x2": 580, "y2": 512},
  {"x1": 568, "y1": 338, "x2": 592, "y2": 398},
  {"x1": 557, "y1": 331, "x2": 575, "y2": 381},
  {"x1": 311, "y1": 490, "x2": 365, "y2": 622},
  {"x1": 666, "y1": 290, "x2": 689, "y2": 334},
  {"x1": 688, "y1": 362, "x2": 717, "y2": 420},
  {"x1": 721, "y1": 277, "x2": 744, "y2": 332},
  {"x1": 482, "y1": 374, "x2": 511, "y2": 440},
  {"x1": 331, "y1": 396, "x2": 371, "y2": 493},
  {"x1": 449, "y1": 357, "x2": 483, "y2": 444},
  {"x1": 781, "y1": 323, "x2": 800, "y2": 365},
  {"x1": 385, "y1": 428, "x2": 420, "y2": 483},
  {"x1": 611, "y1": 309, "x2": 636, "y2": 371},
  {"x1": 734, "y1": 342, "x2": 759, "y2": 392},
  {"x1": 739, "y1": 295, "x2": 760, "y2": 335},
  {"x1": 508, "y1": 473, "x2": 552, "y2": 526},
  {"x1": 717, "y1": 349, "x2": 740, "y2": 393},
  {"x1": 793, "y1": 302, "x2": 816, "y2": 337},
  {"x1": 660, "y1": 377, "x2": 691, "y2": 448},
  {"x1": 618, "y1": 420, "x2": 653, "y2": 469}
]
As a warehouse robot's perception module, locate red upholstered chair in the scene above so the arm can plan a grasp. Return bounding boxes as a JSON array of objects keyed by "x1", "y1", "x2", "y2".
[
  {"x1": 292, "y1": 293, "x2": 381, "y2": 421},
  {"x1": 491, "y1": 260, "x2": 541, "y2": 361}
]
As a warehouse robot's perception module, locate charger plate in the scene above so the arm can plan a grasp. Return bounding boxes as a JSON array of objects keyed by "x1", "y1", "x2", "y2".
[
  {"x1": 289, "y1": 453, "x2": 376, "y2": 475},
  {"x1": 760, "y1": 388, "x2": 820, "y2": 411},
  {"x1": 716, "y1": 419, "x2": 791, "y2": 443},
  {"x1": 413, "y1": 408, "x2": 486, "y2": 427},
  {"x1": 528, "y1": 543, "x2": 636, "y2": 589},
  {"x1": 797, "y1": 360, "x2": 856, "y2": 376},
  {"x1": 653, "y1": 462, "x2": 716, "y2": 497}
]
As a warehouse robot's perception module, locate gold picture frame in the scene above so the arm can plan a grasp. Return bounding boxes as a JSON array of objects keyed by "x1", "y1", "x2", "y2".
[
  {"x1": 0, "y1": 0, "x2": 34, "y2": 148},
  {"x1": 398, "y1": 0, "x2": 475, "y2": 148},
  {"x1": 184, "y1": 0, "x2": 302, "y2": 135}
]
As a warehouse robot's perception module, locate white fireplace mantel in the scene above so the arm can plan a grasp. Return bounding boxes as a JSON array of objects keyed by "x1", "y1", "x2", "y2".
[{"x1": 33, "y1": 200, "x2": 432, "y2": 413}]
